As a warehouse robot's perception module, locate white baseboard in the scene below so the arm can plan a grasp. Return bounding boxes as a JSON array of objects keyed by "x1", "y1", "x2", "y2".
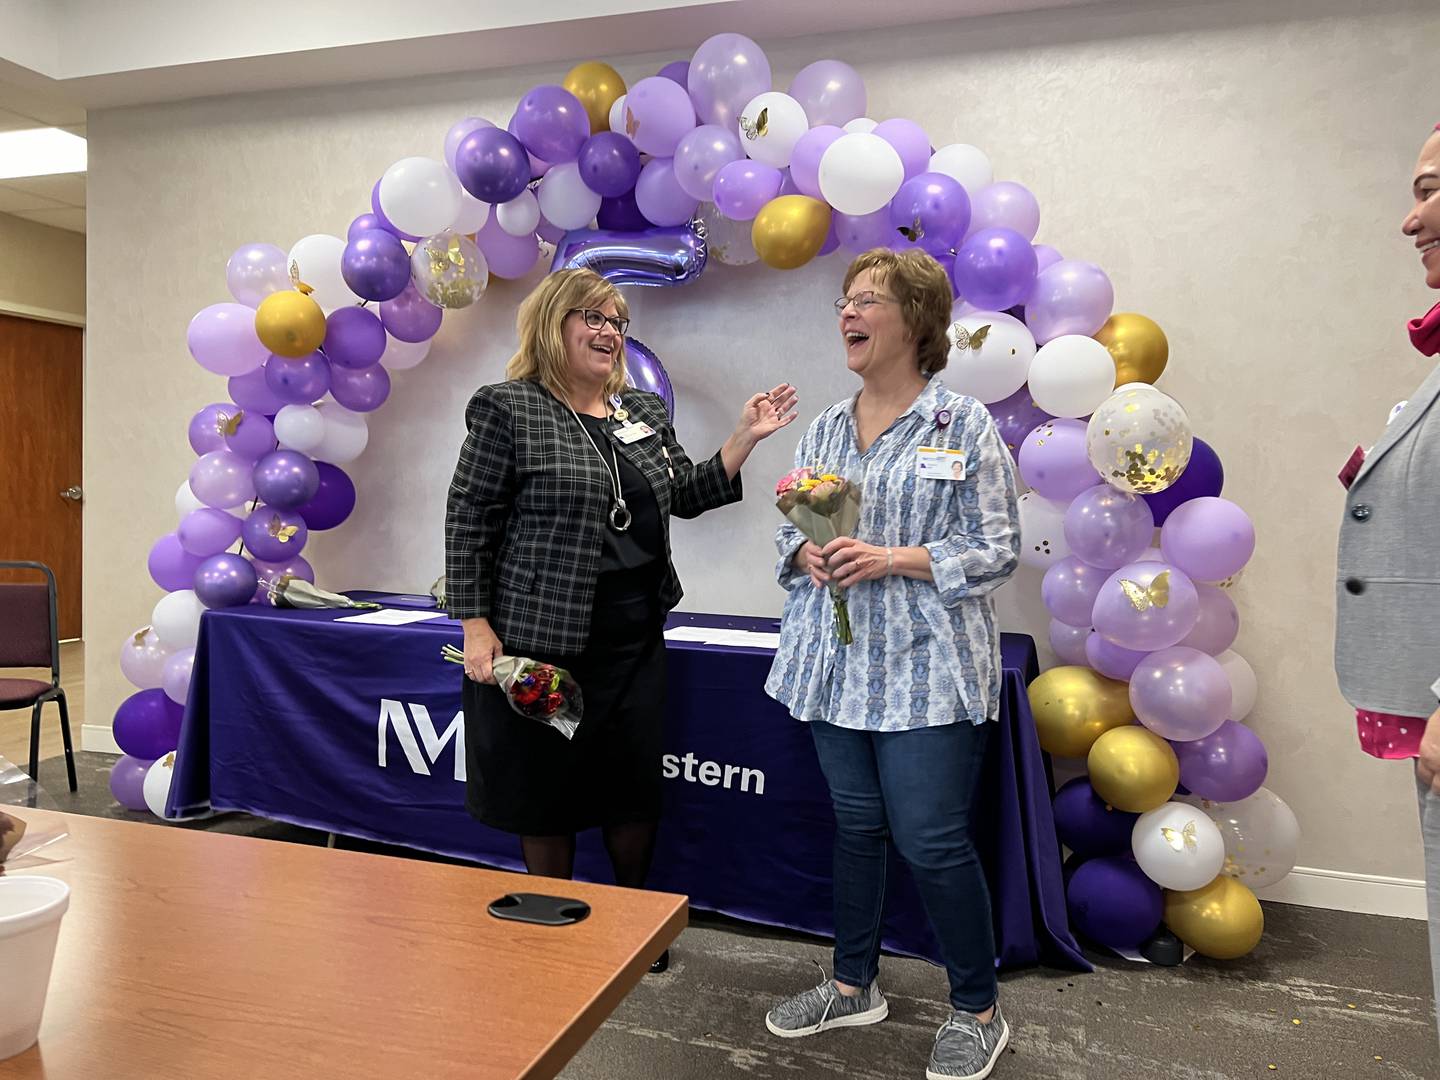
[
  {"x1": 1257, "y1": 865, "x2": 1428, "y2": 920},
  {"x1": 82, "y1": 724, "x2": 120, "y2": 755}
]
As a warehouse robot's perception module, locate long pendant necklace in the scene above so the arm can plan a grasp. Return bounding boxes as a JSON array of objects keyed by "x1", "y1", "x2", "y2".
[{"x1": 566, "y1": 400, "x2": 632, "y2": 532}]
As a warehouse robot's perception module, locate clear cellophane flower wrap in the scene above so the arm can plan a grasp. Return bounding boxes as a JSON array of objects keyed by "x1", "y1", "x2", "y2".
[
  {"x1": 441, "y1": 646, "x2": 584, "y2": 739},
  {"x1": 0, "y1": 756, "x2": 69, "y2": 865},
  {"x1": 775, "y1": 467, "x2": 863, "y2": 645}
]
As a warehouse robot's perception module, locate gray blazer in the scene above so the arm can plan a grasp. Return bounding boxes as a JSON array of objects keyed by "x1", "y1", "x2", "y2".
[{"x1": 1335, "y1": 361, "x2": 1440, "y2": 717}]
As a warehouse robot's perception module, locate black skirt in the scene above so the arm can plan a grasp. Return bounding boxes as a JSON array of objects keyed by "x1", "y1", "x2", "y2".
[{"x1": 463, "y1": 566, "x2": 667, "y2": 835}]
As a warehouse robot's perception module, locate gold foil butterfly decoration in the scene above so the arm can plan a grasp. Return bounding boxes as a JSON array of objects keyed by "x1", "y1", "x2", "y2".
[
  {"x1": 267, "y1": 515, "x2": 299, "y2": 544},
  {"x1": 133, "y1": 626, "x2": 152, "y2": 646},
  {"x1": 287, "y1": 260, "x2": 315, "y2": 297},
  {"x1": 738, "y1": 107, "x2": 769, "y2": 141},
  {"x1": 950, "y1": 323, "x2": 992, "y2": 352},
  {"x1": 1119, "y1": 570, "x2": 1170, "y2": 612},
  {"x1": 1160, "y1": 820, "x2": 1198, "y2": 853},
  {"x1": 896, "y1": 216, "x2": 924, "y2": 243},
  {"x1": 624, "y1": 107, "x2": 640, "y2": 139},
  {"x1": 214, "y1": 410, "x2": 245, "y2": 437}
]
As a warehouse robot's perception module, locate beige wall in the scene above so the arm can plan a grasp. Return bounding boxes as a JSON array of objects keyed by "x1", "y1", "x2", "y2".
[
  {"x1": 85, "y1": 0, "x2": 1438, "y2": 886},
  {"x1": 0, "y1": 211, "x2": 85, "y2": 322}
]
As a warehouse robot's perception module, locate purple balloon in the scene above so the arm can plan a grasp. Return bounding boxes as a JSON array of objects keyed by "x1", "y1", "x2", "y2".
[
  {"x1": 788, "y1": 59, "x2": 866, "y2": 127},
  {"x1": 578, "y1": 131, "x2": 643, "y2": 198},
  {"x1": 148, "y1": 533, "x2": 206, "y2": 592},
  {"x1": 476, "y1": 215, "x2": 541, "y2": 280},
  {"x1": 890, "y1": 172, "x2": 971, "y2": 258},
  {"x1": 1033, "y1": 244, "x2": 1063, "y2": 273},
  {"x1": 1065, "y1": 484, "x2": 1155, "y2": 570},
  {"x1": 635, "y1": 158, "x2": 699, "y2": 227},
  {"x1": 551, "y1": 226, "x2": 707, "y2": 287},
  {"x1": 1085, "y1": 632, "x2": 1149, "y2": 681},
  {"x1": 969, "y1": 181, "x2": 1041, "y2": 240},
  {"x1": 658, "y1": 60, "x2": 689, "y2": 85},
  {"x1": 177, "y1": 507, "x2": 243, "y2": 557},
  {"x1": 712, "y1": 158, "x2": 783, "y2": 221},
  {"x1": 834, "y1": 207, "x2": 893, "y2": 253},
  {"x1": 242, "y1": 507, "x2": 308, "y2": 562},
  {"x1": 673, "y1": 125, "x2": 744, "y2": 202},
  {"x1": 323, "y1": 306, "x2": 386, "y2": 371},
  {"x1": 1175, "y1": 720, "x2": 1269, "y2": 801},
  {"x1": 687, "y1": 32, "x2": 772, "y2": 128},
  {"x1": 188, "y1": 403, "x2": 234, "y2": 455},
  {"x1": 1178, "y1": 584, "x2": 1240, "y2": 655},
  {"x1": 109, "y1": 754, "x2": 155, "y2": 812},
  {"x1": 347, "y1": 212, "x2": 391, "y2": 241},
  {"x1": 1049, "y1": 619, "x2": 1091, "y2": 666},
  {"x1": 444, "y1": 115, "x2": 494, "y2": 172},
  {"x1": 1018, "y1": 419, "x2": 1099, "y2": 501},
  {"x1": 1043, "y1": 556, "x2": 1109, "y2": 628},
  {"x1": 513, "y1": 84, "x2": 590, "y2": 163},
  {"x1": 1053, "y1": 777, "x2": 1139, "y2": 858},
  {"x1": 1067, "y1": 857, "x2": 1163, "y2": 950},
  {"x1": 1143, "y1": 438, "x2": 1224, "y2": 526},
  {"x1": 223, "y1": 410, "x2": 276, "y2": 462},
  {"x1": 369, "y1": 178, "x2": 419, "y2": 243},
  {"x1": 251, "y1": 554, "x2": 315, "y2": 603},
  {"x1": 297, "y1": 462, "x2": 356, "y2": 531},
  {"x1": 789, "y1": 125, "x2": 844, "y2": 200},
  {"x1": 818, "y1": 219, "x2": 840, "y2": 257},
  {"x1": 162, "y1": 648, "x2": 195, "y2": 706},
  {"x1": 953, "y1": 227, "x2": 1038, "y2": 311},
  {"x1": 626, "y1": 338, "x2": 675, "y2": 417},
  {"x1": 341, "y1": 229, "x2": 411, "y2": 302},
  {"x1": 1159, "y1": 497, "x2": 1255, "y2": 583},
  {"x1": 1026, "y1": 260, "x2": 1115, "y2": 344},
  {"x1": 194, "y1": 552, "x2": 259, "y2": 610},
  {"x1": 596, "y1": 190, "x2": 650, "y2": 231},
  {"x1": 987, "y1": 387, "x2": 1053, "y2": 460},
  {"x1": 625, "y1": 76, "x2": 697, "y2": 158},
  {"x1": 1092, "y1": 561, "x2": 1199, "y2": 652},
  {"x1": 455, "y1": 126, "x2": 531, "y2": 205},
  {"x1": 113, "y1": 689, "x2": 183, "y2": 760},
  {"x1": 225, "y1": 242, "x2": 290, "y2": 308},
  {"x1": 1131, "y1": 646, "x2": 1232, "y2": 742},
  {"x1": 379, "y1": 281, "x2": 445, "y2": 341},
  {"x1": 264, "y1": 351, "x2": 332, "y2": 405},
  {"x1": 187, "y1": 303, "x2": 270, "y2": 377},
  {"x1": 190, "y1": 450, "x2": 257, "y2": 509},
  {"x1": 228, "y1": 367, "x2": 286, "y2": 415},
  {"x1": 253, "y1": 449, "x2": 320, "y2": 510},
  {"x1": 872, "y1": 118, "x2": 930, "y2": 180},
  {"x1": 329, "y1": 362, "x2": 391, "y2": 413}
]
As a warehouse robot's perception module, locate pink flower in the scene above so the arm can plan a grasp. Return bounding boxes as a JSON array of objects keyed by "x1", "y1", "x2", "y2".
[{"x1": 775, "y1": 466, "x2": 815, "y2": 496}]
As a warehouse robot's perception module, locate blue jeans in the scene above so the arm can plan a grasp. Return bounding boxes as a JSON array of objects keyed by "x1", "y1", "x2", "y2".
[{"x1": 811, "y1": 719, "x2": 997, "y2": 1013}]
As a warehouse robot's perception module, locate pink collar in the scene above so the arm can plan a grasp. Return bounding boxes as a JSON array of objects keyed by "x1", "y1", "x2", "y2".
[{"x1": 1410, "y1": 301, "x2": 1440, "y2": 357}]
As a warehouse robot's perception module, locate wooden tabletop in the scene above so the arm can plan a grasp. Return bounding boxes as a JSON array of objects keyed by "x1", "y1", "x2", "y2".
[{"x1": 0, "y1": 809, "x2": 686, "y2": 1080}]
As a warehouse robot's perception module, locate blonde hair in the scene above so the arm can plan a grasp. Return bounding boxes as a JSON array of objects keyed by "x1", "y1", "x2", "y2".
[
  {"x1": 506, "y1": 268, "x2": 630, "y2": 399},
  {"x1": 842, "y1": 249, "x2": 954, "y2": 376}
]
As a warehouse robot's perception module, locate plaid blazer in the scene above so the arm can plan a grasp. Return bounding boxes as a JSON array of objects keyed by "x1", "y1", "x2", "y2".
[{"x1": 444, "y1": 378, "x2": 743, "y2": 654}]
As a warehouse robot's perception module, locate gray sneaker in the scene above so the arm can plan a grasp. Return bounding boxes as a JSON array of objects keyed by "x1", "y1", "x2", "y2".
[
  {"x1": 764, "y1": 967, "x2": 889, "y2": 1038},
  {"x1": 926, "y1": 1003, "x2": 1010, "y2": 1080}
]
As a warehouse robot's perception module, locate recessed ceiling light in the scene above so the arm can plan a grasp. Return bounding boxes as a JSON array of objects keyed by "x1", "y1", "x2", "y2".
[{"x1": 0, "y1": 127, "x2": 86, "y2": 180}]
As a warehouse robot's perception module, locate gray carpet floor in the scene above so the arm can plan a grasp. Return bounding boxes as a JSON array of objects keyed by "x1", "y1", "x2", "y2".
[{"x1": 23, "y1": 752, "x2": 1440, "y2": 1079}]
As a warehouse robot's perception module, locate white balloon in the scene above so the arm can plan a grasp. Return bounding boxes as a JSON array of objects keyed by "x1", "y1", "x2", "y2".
[
  {"x1": 537, "y1": 162, "x2": 603, "y2": 231},
  {"x1": 929, "y1": 143, "x2": 994, "y2": 197},
  {"x1": 1131, "y1": 802, "x2": 1226, "y2": 890},
  {"x1": 379, "y1": 156, "x2": 463, "y2": 238},
  {"x1": 143, "y1": 754, "x2": 177, "y2": 819},
  {"x1": 1216, "y1": 649, "x2": 1258, "y2": 722},
  {"x1": 737, "y1": 91, "x2": 809, "y2": 168},
  {"x1": 1028, "y1": 335, "x2": 1116, "y2": 418},
  {"x1": 843, "y1": 117, "x2": 878, "y2": 134},
  {"x1": 152, "y1": 590, "x2": 205, "y2": 651},
  {"x1": 945, "y1": 309, "x2": 1036, "y2": 404},
  {"x1": 312, "y1": 403, "x2": 369, "y2": 464},
  {"x1": 609, "y1": 95, "x2": 630, "y2": 141},
  {"x1": 175, "y1": 479, "x2": 205, "y2": 520},
  {"x1": 119, "y1": 626, "x2": 169, "y2": 690},
  {"x1": 273, "y1": 404, "x2": 326, "y2": 453},
  {"x1": 1017, "y1": 491, "x2": 1072, "y2": 570},
  {"x1": 496, "y1": 189, "x2": 541, "y2": 237},
  {"x1": 451, "y1": 189, "x2": 492, "y2": 235},
  {"x1": 1189, "y1": 786, "x2": 1300, "y2": 890},
  {"x1": 381, "y1": 335, "x2": 431, "y2": 371},
  {"x1": 819, "y1": 132, "x2": 904, "y2": 216},
  {"x1": 287, "y1": 234, "x2": 359, "y2": 312}
]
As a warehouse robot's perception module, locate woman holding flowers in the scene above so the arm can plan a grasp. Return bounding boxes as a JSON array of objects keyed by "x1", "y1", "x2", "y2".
[
  {"x1": 444, "y1": 268, "x2": 796, "y2": 970},
  {"x1": 763, "y1": 249, "x2": 1021, "y2": 1080}
]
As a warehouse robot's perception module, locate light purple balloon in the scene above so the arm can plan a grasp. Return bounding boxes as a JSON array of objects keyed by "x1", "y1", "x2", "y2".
[
  {"x1": 190, "y1": 450, "x2": 257, "y2": 509},
  {"x1": 788, "y1": 59, "x2": 866, "y2": 127},
  {"x1": 228, "y1": 367, "x2": 286, "y2": 415},
  {"x1": 513, "y1": 84, "x2": 590, "y2": 163},
  {"x1": 872, "y1": 119, "x2": 930, "y2": 181},
  {"x1": 1092, "y1": 561, "x2": 1200, "y2": 652},
  {"x1": 1160, "y1": 497, "x2": 1256, "y2": 583},
  {"x1": 953, "y1": 227, "x2": 1038, "y2": 311},
  {"x1": 226, "y1": 242, "x2": 290, "y2": 308},
  {"x1": 789, "y1": 125, "x2": 844, "y2": 200},
  {"x1": 110, "y1": 755, "x2": 154, "y2": 812},
  {"x1": 264, "y1": 351, "x2": 332, "y2": 405},
  {"x1": 251, "y1": 554, "x2": 315, "y2": 603},
  {"x1": 476, "y1": 215, "x2": 540, "y2": 281},
  {"x1": 369, "y1": 178, "x2": 420, "y2": 243},
  {"x1": 1065, "y1": 484, "x2": 1156, "y2": 569},
  {"x1": 177, "y1": 507, "x2": 243, "y2": 557},
  {"x1": 341, "y1": 229, "x2": 411, "y2": 302},
  {"x1": 188, "y1": 403, "x2": 233, "y2": 456},
  {"x1": 987, "y1": 387, "x2": 1053, "y2": 460},
  {"x1": 687, "y1": 32, "x2": 772, "y2": 128},
  {"x1": 834, "y1": 207, "x2": 893, "y2": 253},
  {"x1": 1049, "y1": 619, "x2": 1091, "y2": 666},
  {"x1": 162, "y1": 647, "x2": 196, "y2": 707},
  {"x1": 253, "y1": 449, "x2": 320, "y2": 510},
  {"x1": 194, "y1": 552, "x2": 259, "y2": 610},
  {"x1": 242, "y1": 507, "x2": 308, "y2": 562},
  {"x1": 635, "y1": 158, "x2": 699, "y2": 227},
  {"x1": 329, "y1": 363, "x2": 391, "y2": 413},
  {"x1": 323, "y1": 306, "x2": 387, "y2": 370},
  {"x1": 625, "y1": 76, "x2": 697, "y2": 158},
  {"x1": 1178, "y1": 584, "x2": 1240, "y2": 655},
  {"x1": 444, "y1": 116, "x2": 494, "y2": 173},
  {"x1": 1042, "y1": 556, "x2": 1109, "y2": 628},
  {"x1": 1033, "y1": 244, "x2": 1063, "y2": 273},
  {"x1": 187, "y1": 303, "x2": 270, "y2": 377},
  {"x1": 379, "y1": 281, "x2": 445, "y2": 340},
  {"x1": 658, "y1": 60, "x2": 689, "y2": 85},
  {"x1": 1025, "y1": 260, "x2": 1115, "y2": 344},
  {"x1": 890, "y1": 172, "x2": 971, "y2": 258},
  {"x1": 969, "y1": 181, "x2": 1041, "y2": 241},
  {"x1": 1019, "y1": 420, "x2": 1099, "y2": 501},
  {"x1": 1174, "y1": 720, "x2": 1268, "y2": 801},
  {"x1": 1085, "y1": 632, "x2": 1149, "y2": 681},
  {"x1": 712, "y1": 158, "x2": 783, "y2": 221},
  {"x1": 673, "y1": 124, "x2": 744, "y2": 202},
  {"x1": 223, "y1": 410, "x2": 276, "y2": 462},
  {"x1": 1131, "y1": 646, "x2": 1232, "y2": 742},
  {"x1": 148, "y1": 533, "x2": 205, "y2": 592}
]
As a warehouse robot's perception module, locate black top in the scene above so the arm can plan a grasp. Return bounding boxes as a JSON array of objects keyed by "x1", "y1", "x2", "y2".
[{"x1": 575, "y1": 412, "x2": 663, "y2": 572}]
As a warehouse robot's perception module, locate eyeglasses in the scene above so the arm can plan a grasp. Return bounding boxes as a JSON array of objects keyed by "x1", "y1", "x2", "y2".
[
  {"x1": 833, "y1": 291, "x2": 893, "y2": 316},
  {"x1": 571, "y1": 308, "x2": 630, "y2": 336}
]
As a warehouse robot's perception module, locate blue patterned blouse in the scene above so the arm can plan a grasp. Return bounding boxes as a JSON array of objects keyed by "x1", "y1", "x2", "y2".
[{"x1": 764, "y1": 378, "x2": 1021, "y2": 732}]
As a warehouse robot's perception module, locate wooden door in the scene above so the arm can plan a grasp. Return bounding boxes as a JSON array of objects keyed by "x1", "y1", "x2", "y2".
[{"x1": 0, "y1": 312, "x2": 83, "y2": 639}]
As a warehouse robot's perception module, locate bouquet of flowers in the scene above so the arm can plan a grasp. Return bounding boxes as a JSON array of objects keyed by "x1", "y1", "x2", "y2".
[
  {"x1": 775, "y1": 466, "x2": 863, "y2": 645},
  {"x1": 265, "y1": 577, "x2": 381, "y2": 611},
  {"x1": 441, "y1": 645, "x2": 584, "y2": 739}
]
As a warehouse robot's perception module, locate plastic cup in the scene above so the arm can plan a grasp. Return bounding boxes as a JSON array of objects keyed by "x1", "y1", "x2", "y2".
[{"x1": 0, "y1": 876, "x2": 70, "y2": 1061}]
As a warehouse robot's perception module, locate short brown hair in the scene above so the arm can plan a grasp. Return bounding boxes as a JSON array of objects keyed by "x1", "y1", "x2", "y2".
[
  {"x1": 842, "y1": 249, "x2": 953, "y2": 376},
  {"x1": 506, "y1": 268, "x2": 630, "y2": 400}
]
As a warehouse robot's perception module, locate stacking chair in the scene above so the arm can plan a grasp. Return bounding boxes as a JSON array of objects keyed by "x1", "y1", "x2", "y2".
[{"x1": 0, "y1": 561, "x2": 77, "y2": 791}]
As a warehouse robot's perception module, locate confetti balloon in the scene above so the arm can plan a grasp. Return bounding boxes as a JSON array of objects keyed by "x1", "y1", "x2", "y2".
[
  {"x1": 410, "y1": 230, "x2": 489, "y2": 309},
  {"x1": 1185, "y1": 786, "x2": 1299, "y2": 890},
  {"x1": 1086, "y1": 384, "x2": 1194, "y2": 495}
]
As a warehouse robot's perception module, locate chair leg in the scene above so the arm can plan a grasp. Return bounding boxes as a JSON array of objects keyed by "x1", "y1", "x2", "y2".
[
  {"x1": 56, "y1": 692, "x2": 77, "y2": 792},
  {"x1": 29, "y1": 701, "x2": 42, "y2": 784}
]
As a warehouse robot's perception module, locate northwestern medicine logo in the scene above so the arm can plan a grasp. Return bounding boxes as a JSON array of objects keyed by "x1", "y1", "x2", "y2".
[{"x1": 377, "y1": 699, "x2": 765, "y2": 794}]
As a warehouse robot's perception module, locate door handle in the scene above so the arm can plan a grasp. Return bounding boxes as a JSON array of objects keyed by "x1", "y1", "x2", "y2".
[{"x1": 60, "y1": 486, "x2": 83, "y2": 502}]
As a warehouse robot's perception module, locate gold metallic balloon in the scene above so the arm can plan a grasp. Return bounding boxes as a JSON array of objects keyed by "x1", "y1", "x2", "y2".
[
  {"x1": 1095, "y1": 312, "x2": 1168, "y2": 386},
  {"x1": 563, "y1": 61, "x2": 627, "y2": 134},
  {"x1": 1027, "y1": 666, "x2": 1134, "y2": 759},
  {"x1": 1087, "y1": 726, "x2": 1179, "y2": 813},
  {"x1": 1163, "y1": 875, "x2": 1264, "y2": 960},
  {"x1": 752, "y1": 196, "x2": 831, "y2": 270},
  {"x1": 254, "y1": 289, "x2": 325, "y2": 357}
]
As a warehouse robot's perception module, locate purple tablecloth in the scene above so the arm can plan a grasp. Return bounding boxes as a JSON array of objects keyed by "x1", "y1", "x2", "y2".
[{"x1": 170, "y1": 597, "x2": 1086, "y2": 973}]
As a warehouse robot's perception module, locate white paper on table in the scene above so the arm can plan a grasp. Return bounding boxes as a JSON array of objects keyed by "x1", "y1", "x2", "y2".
[
  {"x1": 702, "y1": 630, "x2": 781, "y2": 648},
  {"x1": 663, "y1": 627, "x2": 717, "y2": 642},
  {"x1": 335, "y1": 608, "x2": 449, "y2": 626}
]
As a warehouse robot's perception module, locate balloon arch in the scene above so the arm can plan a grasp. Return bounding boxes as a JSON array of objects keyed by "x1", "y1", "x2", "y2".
[{"x1": 108, "y1": 32, "x2": 1294, "y2": 963}]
